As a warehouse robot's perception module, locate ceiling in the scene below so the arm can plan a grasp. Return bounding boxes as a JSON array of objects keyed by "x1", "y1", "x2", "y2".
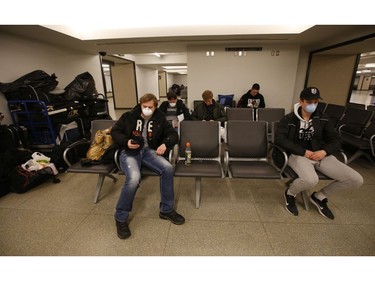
[{"x1": 1, "y1": 25, "x2": 374, "y2": 73}]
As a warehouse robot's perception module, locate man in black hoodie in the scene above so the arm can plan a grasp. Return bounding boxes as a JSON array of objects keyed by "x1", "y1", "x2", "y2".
[
  {"x1": 275, "y1": 87, "x2": 363, "y2": 220},
  {"x1": 237, "y1": 83, "x2": 266, "y2": 108},
  {"x1": 111, "y1": 93, "x2": 184, "y2": 239}
]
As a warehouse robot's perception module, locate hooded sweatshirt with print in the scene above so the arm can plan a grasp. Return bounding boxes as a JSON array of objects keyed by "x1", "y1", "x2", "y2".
[
  {"x1": 275, "y1": 103, "x2": 342, "y2": 156},
  {"x1": 111, "y1": 104, "x2": 178, "y2": 156}
]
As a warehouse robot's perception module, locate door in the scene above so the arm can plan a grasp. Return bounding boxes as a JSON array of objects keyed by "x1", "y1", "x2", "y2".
[{"x1": 111, "y1": 62, "x2": 138, "y2": 109}]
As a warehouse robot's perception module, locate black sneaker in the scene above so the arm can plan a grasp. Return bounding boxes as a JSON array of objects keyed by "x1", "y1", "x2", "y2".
[
  {"x1": 116, "y1": 220, "x2": 131, "y2": 239},
  {"x1": 310, "y1": 192, "x2": 334, "y2": 220},
  {"x1": 284, "y1": 189, "x2": 298, "y2": 216},
  {"x1": 159, "y1": 210, "x2": 185, "y2": 225}
]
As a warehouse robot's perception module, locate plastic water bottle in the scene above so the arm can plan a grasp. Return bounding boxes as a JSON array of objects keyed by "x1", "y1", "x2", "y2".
[{"x1": 185, "y1": 142, "x2": 191, "y2": 166}]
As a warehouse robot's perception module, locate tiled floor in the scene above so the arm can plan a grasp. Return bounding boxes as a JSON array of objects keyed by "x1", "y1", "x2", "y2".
[{"x1": 1, "y1": 154, "x2": 375, "y2": 257}]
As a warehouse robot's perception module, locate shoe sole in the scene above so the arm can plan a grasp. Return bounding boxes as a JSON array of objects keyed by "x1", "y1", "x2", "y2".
[
  {"x1": 159, "y1": 214, "x2": 185, "y2": 225},
  {"x1": 309, "y1": 197, "x2": 334, "y2": 220},
  {"x1": 284, "y1": 193, "x2": 298, "y2": 216},
  {"x1": 117, "y1": 233, "x2": 131, "y2": 239}
]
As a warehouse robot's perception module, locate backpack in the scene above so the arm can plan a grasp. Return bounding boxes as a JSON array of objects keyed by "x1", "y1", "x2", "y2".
[{"x1": 170, "y1": 84, "x2": 181, "y2": 95}]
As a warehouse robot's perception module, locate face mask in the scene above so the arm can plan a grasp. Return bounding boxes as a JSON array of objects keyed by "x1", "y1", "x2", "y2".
[
  {"x1": 142, "y1": 107, "x2": 153, "y2": 117},
  {"x1": 169, "y1": 102, "x2": 176, "y2": 107},
  {"x1": 305, "y1": 103, "x2": 317, "y2": 113}
]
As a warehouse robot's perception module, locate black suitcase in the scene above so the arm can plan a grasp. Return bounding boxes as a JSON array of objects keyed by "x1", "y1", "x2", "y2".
[
  {"x1": 7, "y1": 124, "x2": 30, "y2": 149},
  {"x1": 0, "y1": 124, "x2": 30, "y2": 150}
]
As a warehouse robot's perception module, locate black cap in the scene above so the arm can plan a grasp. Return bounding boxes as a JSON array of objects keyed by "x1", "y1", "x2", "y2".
[{"x1": 300, "y1": 87, "x2": 322, "y2": 100}]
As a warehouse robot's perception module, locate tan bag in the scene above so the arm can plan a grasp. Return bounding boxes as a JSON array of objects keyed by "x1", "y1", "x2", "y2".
[{"x1": 86, "y1": 127, "x2": 113, "y2": 161}]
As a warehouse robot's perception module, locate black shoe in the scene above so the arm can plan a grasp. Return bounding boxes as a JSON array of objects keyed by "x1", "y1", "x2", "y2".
[
  {"x1": 310, "y1": 192, "x2": 334, "y2": 220},
  {"x1": 159, "y1": 210, "x2": 185, "y2": 225},
  {"x1": 116, "y1": 220, "x2": 131, "y2": 239},
  {"x1": 284, "y1": 189, "x2": 298, "y2": 216}
]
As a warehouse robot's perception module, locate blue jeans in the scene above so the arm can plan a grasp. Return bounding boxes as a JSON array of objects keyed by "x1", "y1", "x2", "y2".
[{"x1": 115, "y1": 148, "x2": 175, "y2": 222}]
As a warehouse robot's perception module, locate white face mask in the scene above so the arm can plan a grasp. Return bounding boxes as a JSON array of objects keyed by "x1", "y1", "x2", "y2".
[
  {"x1": 305, "y1": 103, "x2": 317, "y2": 113},
  {"x1": 169, "y1": 102, "x2": 176, "y2": 107},
  {"x1": 142, "y1": 107, "x2": 153, "y2": 117}
]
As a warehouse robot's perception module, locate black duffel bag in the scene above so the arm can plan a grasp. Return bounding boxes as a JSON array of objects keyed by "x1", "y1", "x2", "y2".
[
  {"x1": 0, "y1": 70, "x2": 59, "y2": 101},
  {"x1": 64, "y1": 72, "x2": 98, "y2": 101}
]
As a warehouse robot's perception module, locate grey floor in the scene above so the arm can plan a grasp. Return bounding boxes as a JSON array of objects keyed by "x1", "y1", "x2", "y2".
[{"x1": 1, "y1": 154, "x2": 375, "y2": 257}]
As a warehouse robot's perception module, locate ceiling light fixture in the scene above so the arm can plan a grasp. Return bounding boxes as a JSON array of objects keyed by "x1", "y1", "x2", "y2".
[{"x1": 162, "y1": 66, "x2": 187, "y2": 70}]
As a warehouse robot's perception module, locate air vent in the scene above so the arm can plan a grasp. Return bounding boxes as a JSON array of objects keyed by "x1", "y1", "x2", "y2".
[{"x1": 225, "y1": 47, "x2": 263, "y2": 52}]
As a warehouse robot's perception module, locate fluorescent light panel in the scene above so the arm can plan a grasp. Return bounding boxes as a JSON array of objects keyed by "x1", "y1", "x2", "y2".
[
  {"x1": 43, "y1": 24, "x2": 312, "y2": 41},
  {"x1": 162, "y1": 66, "x2": 187, "y2": 70}
]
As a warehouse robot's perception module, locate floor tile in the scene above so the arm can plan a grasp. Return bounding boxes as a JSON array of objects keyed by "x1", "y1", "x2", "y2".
[
  {"x1": 264, "y1": 222, "x2": 375, "y2": 255},
  {"x1": 164, "y1": 220, "x2": 274, "y2": 256},
  {"x1": 57, "y1": 215, "x2": 169, "y2": 255},
  {"x1": 0, "y1": 209, "x2": 87, "y2": 255}
]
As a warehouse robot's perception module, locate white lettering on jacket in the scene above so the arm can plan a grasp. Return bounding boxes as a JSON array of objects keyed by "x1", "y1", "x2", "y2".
[{"x1": 136, "y1": 119, "x2": 142, "y2": 131}]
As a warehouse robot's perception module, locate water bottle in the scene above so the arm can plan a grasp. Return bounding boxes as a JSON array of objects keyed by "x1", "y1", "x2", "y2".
[{"x1": 185, "y1": 142, "x2": 191, "y2": 166}]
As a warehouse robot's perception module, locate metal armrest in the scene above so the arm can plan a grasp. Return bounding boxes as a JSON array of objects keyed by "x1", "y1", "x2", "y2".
[
  {"x1": 222, "y1": 143, "x2": 230, "y2": 176},
  {"x1": 114, "y1": 148, "x2": 122, "y2": 172},
  {"x1": 370, "y1": 135, "x2": 375, "y2": 157},
  {"x1": 338, "y1": 123, "x2": 367, "y2": 135},
  {"x1": 332, "y1": 149, "x2": 348, "y2": 164},
  {"x1": 268, "y1": 143, "x2": 288, "y2": 174},
  {"x1": 114, "y1": 145, "x2": 177, "y2": 174},
  {"x1": 63, "y1": 138, "x2": 91, "y2": 167},
  {"x1": 169, "y1": 144, "x2": 178, "y2": 168}
]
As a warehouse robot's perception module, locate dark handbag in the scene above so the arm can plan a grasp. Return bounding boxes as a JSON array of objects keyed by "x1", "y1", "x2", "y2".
[{"x1": 9, "y1": 166, "x2": 59, "y2": 194}]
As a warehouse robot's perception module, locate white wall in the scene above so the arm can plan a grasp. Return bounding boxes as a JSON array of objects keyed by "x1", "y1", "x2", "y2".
[
  {"x1": 173, "y1": 74, "x2": 187, "y2": 87},
  {"x1": 135, "y1": 66, "x2": 159, "y2": 100},
  {"x1": 187, "y1": 44, "x2": 301, "y2": 113},
  {"x1": 292, "y1": 47, "x2": 310, "y2": 110},
  {"x1": 0, "y1": 31, "x2": 104, "y2": 124}
]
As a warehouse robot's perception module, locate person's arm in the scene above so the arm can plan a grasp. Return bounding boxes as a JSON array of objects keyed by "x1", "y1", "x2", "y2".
[
  {"x1": 158, "y1": 101, "x2": 168, "y2": 113},
  {"x1": 182, "y1": 103, "x2": 193, "y2": 120},
  {"x1": 259, "y1": 94, "x2": 266, "y2": 108},
  {"x1": 237, "y1": 94, "x2": 246, "y2": 108},
  {"x1": 160, "y1": 117, "x2": 178, "y2": 149},
  {"x1": 274, "y1": 116, "x2": 305, "y2": 156},
  {"x1": 191, "y1": 103, "x2": 202, "y2": 120},
  {"x1": 177, "y1": 100, "x2": 193, "y2": 120},
  {"x1": 111, "y1": 113, "x2": 131, "y2": 148},
  {"x1": 321, "y1": 116, "x2": 342, "y2": 155}
]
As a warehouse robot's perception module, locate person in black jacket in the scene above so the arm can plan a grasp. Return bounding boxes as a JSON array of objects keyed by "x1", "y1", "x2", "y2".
[
  {"x1": 275, "y1": 87, "x2": 363, "y2": 219},
  {"x1": 159, "y1": 91, "x2": 192, "y2": 130},
  {"x1": 111, "y1": 93, "x2": 185, "y2": 239},
  {"x1": 192, "y1": 90, "x2": 227, "y2": 124},
  {"x1": 237, "y1": 83, "x2": 266, "y2": 108}
]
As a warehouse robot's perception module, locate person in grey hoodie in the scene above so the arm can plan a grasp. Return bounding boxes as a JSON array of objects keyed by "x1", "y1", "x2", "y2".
[{"x1": 275, "y1": 87, "x2": 363, "y2": 219}]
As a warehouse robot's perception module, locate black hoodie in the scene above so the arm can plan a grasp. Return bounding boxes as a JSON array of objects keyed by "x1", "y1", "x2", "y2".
[{"x1": 111, "y1": 105, "x2": 178, "y2": 155}]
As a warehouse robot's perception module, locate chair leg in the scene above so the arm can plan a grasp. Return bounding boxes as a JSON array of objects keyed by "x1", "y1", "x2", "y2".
[
  {"x1": 106, "y1": 174, "x2": 118, "y2": 182},
  {"x1": 301, "y1": 191, "x2": 310, "y2": 210},
  {"x1": 347, "y1": 150, "x2": 365, "y2": 164},
  {"x1": 195, "y1": 177, "x2": 201, "y2": 209},
  {"x1": 347, "y1": 150, "x2": 374, "y2": 165},
  {"x1": 94, "y1": 174, "x2": 106, "y2": 204}
]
